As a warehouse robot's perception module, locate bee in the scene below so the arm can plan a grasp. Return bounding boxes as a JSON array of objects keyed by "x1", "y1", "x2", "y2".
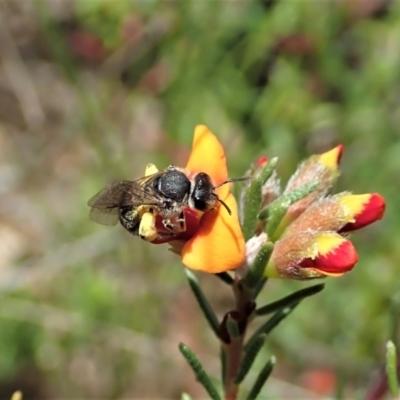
[{"x1": 88, "y1": 165, "x2": 248, "y2": 242}]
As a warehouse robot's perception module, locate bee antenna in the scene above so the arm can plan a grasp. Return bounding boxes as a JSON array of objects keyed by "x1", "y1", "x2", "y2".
[
  {"x1": 218, "y1": 198, "x2": 232, "y2": 215},
  {"x1": 213, "y1": 176, "x2": 250, "y2": 189},
  {"x1": 213, "y1": 176, "x2": 249, "y2": 215}
]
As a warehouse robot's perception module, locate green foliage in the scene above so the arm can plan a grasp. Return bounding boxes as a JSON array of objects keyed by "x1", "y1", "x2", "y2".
[
  {"x1": 386, "y1": 341, "x2": 399, "y2": 398},
  {"x1": 179, "y1": 343, "x2": 221, "y2": 400},
  {"x1": 0, "y1": 0, "x2": 397, "y2": 397},
  {"x1": 244, "y1": 243, "x2": 274, "y2": 289}
]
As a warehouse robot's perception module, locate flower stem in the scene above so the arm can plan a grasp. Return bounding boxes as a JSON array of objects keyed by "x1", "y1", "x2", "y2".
[
  {"x1": 223, "y1": 281, "x2": 255, "y2": 400},
  {"x1": 224, "y1": 336, "x2": 244, "y2": 400}
]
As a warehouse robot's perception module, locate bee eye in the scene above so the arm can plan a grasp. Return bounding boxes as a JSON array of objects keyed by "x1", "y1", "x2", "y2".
[{"x1": 191, "y1": 173, "x2": 215, "y2": 211}]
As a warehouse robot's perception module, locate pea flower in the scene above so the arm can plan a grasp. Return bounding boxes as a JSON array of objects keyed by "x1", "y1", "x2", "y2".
[{"x1": 153, "y1": 125, "x2": 246, "y2": 274}]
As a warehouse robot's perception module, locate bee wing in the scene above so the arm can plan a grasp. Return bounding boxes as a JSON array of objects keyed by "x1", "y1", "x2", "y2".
[
  {"x1": 87, "y1": 174, "x2": 167, "y2": 226},
  {"x1": 89, "y1": 207, "x2": 120, "y2": 226},
  {"x1": 87, "y1": 180, "x2": 135, "y2": 209}
]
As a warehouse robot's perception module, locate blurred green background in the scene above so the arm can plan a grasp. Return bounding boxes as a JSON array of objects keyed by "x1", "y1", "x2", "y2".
[{"x1": 0, "y1": 0, "x2": 397, "y2": 398}]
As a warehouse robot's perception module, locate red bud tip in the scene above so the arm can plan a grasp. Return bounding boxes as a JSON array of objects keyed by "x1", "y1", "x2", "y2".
[
  {"x1": 340, "y1": 193, "x2": 386, "y2": 233},
  {"x1": 256, "y1": 156, "x2": 268, "y2": 166},
  {"x1": 299, "y1": 239, "x2": 358, "y2": 275}
]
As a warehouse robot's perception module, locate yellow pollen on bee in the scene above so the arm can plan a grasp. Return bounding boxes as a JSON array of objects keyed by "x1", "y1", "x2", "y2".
[
  {"x1": 145, "y1": 163, "x2": 159, "y2": 176},
  {"x1": 138, "y1": 211, "x2": 158, "y2": 242}
]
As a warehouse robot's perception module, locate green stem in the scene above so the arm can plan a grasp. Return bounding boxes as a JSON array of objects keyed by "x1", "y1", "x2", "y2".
[{"x1": 223, "y1": 281, "x2": 255, "y2": 400}]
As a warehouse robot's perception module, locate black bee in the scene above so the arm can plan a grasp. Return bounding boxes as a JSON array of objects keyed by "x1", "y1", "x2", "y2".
[{"x1": 88, "y1": 166, "x2": 247, "y2": 241}]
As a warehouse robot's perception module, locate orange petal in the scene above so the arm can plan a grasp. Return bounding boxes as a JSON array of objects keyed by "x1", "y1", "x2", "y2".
[
  {"x1": 185, "y1": 125, "x2": 230, "y2": 200},
  {"x1": 181, "y1": 193, "x2": 245, "y2": 273}
]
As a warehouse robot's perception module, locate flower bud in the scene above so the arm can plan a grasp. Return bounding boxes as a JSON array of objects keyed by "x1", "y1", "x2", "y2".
[
  {"x1": 277, "y1": 145, "x2": 343, "y2": 234},
  {"x1": 283, "y1": 193, "x2": 385, "y2": 237},
  {"x1": 337, "y1": 193, "x2": 385, "y2": 233},
  {"x1": 265, "y1": 231, "x2": 358, "y2": 280}
]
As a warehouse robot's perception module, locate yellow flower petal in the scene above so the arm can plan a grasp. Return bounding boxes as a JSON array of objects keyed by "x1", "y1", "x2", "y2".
[
  {"x1": 181, "y1": 193, "x2": 245, "y2": 273},
  {"x1": 185, "y1": 125, "x2": 230, "y2": 200},
  {"x1": 318, "y1": 145, "x2": 343, "y2": 170}
]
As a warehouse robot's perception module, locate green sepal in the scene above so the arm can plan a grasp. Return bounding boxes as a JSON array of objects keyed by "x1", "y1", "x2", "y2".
[
  {"x1": 259, "y1": 180, "x2": 318, "y2": 240},
  {"x1": 246, "y1": 356, "x2": 276, "y2": 400},
  {"x1": 244, "y1": 242, "x2": 274, "y2": 289},
  {"x1": 386, "y1": 340, "x2": 399, "y2": 398},
  {"x1": 179, "y1": 343, "x2": 222, "y2": 400},
  {"x1": 255, "y1": 284, "x2": 325, "y2": 316},
  {"x1": 185, "y1": 269, "x2": 220, "y2": 338},
  {"x1": 215, "y1": 272, "x2": 234, "y2": 285},
  {"x1": 226, "y1": 314, "x2": 241, "y2": 340},
  {"x1": 244, "y1": 303, "x2": 299, "y2": 352},
  {"x1": 234, "y1": 334, "x2": 266, "y2": 384},
  {"x1": 242, "y1": 158, "x2": 278, "y2": 241},
  {"x1": 181, "y1": 393, "x2": 193, "y2": 400}
]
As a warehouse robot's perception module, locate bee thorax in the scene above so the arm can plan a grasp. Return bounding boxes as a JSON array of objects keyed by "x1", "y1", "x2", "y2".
[{"x1": 154, "y1": 168, "x2": 190, "y2": 202}]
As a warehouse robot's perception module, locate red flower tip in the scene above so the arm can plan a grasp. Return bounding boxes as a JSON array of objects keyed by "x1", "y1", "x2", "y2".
[
  {"x1": 256, "y1": 156, "x2": 268, "y2": 167},
  {"x1": 299, "y1": 235, "x2": 358, "y2": 275},
  {"x1": 339, "y1": 193, "x2": 386, "y2": 233}
]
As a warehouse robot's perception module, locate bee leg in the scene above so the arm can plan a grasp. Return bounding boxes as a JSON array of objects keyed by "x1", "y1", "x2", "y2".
[
  {"x1": 162, "y1": 211, "x2": 186, "y2": 233},
  {"x1": 138, "y1": 211, "x2": 158, "y2": 242}
]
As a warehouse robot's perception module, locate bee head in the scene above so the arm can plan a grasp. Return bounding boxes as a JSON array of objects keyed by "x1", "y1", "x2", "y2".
[{"x1": 190, "y1": 173, "x2": 249, "y2": 215}]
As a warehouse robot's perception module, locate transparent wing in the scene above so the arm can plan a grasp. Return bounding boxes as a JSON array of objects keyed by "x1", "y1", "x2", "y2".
[
  {"x1": 87, "y1": 173, "x2": 167, "y2": 226},
  {"x1": 89, "y1": 207, "x2": 119, "y2": 226},
  {"x1": 88, "y1": 180, "x2": 137, "y2": 208},
  {"x1": 87, "y1": 175, "x2": 165, "y2": 208}
]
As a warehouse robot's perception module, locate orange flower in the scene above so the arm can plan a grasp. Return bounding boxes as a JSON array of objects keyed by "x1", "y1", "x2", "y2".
[{"x1": 172, "y1": 125, "x2": 245, "y2": 273}]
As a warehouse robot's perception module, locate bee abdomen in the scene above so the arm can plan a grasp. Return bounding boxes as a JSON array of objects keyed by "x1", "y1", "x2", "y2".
[{"x1": 119, "y1": 207, "x2": 141, "y2": 235}]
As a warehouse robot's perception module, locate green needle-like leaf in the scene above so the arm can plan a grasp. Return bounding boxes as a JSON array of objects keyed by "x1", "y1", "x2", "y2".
[
  {"x1": 242, "y1": 158, "x2": 278, "y2": 241},
  {"x1": 234, "y1": 334, "x2": 266, "y2": 384},
  {"x1": 186, "y1": 269, "x2": 220, "y2": 338},
  {"x1": 255, "y1": 284, "x2": 325, "y2": 316},
  {"x1": 386, "y1": 340, "x2": 399, "y2": 397},
  {"x1": 246, "y1": 356, "x2": 276, "y2": 400},
  {"x1": 259, "y1": 180, "x2": 318, "y2": 240},
  {"x1": 245, "y1": 303, "x2": 299, "y2": 352},
  {"x1": 244, "y1": 242, "x2": 274, "y2": 289},
  {"x1": 215, "y1": 272, "x2": 234, "y2": 285},
  {"x1": 179, "y1": 343, "x2": 222, "y2": 400},
  {"x1": 252, "y1": 277, "x2": 268, "y2": 300}
]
